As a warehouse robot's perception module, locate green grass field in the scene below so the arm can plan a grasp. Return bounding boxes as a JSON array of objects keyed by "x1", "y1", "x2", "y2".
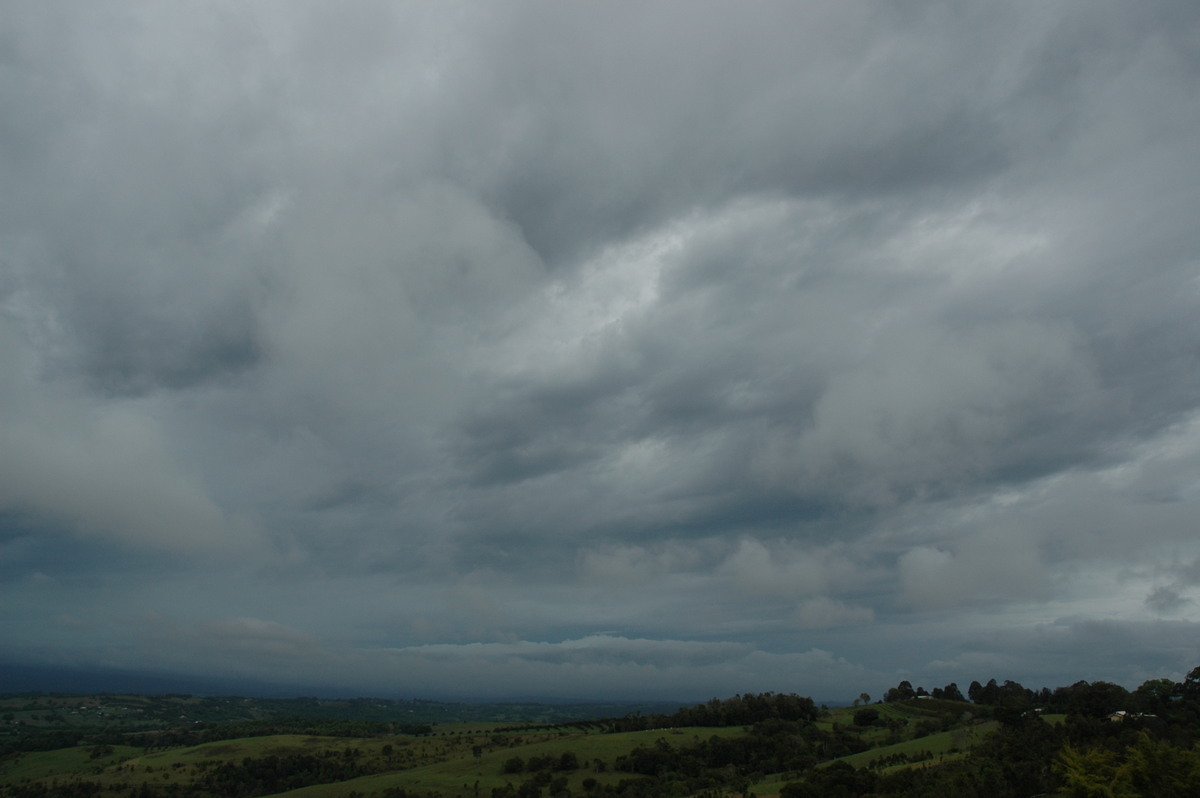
[
  {"x1": 263, "y1": 726, "x2": 747, "y2": 798},
  {"x1": 746, "y1": 705, "x2": 997, "y2": 796},
  {"x1": 1, "y1": 723, "x2": 755, "y2": 798},
  {"x1": 833, "y1": 720, "x2": 999, "y2": 770},
  {"x1": 0, "y1": 744, "x2": 143, "y2": 782}
]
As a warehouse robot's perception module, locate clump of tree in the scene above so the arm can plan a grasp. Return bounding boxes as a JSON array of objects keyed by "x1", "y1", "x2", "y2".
[
  {"x1": 196, "y1": 750, "x2": 370, "y2": 795},
  {"x1": 500, "y1": 751, "x2": 580, "y2": 775},
  {"x1": 930, "y1": 682, "x2": 965, "y2": 702},
  {"x1": 779, "y1": 665, "x2": 1200, "y2": 797},
  {"x1": 883, "y1": 680, "x2": 968, "y2": 703},
  {"x1": 606, "y1": 692, "x2": 817, "y2": 732},
  {"x1": 780, "y1": 761, "x2": 876, "y2": 798},
  {"x1": 1055, "y1": 731, "x2": 1200, "y2": 797},
  {"x1": 852, "y1": 707, "x2": 880, "y2": 727}
]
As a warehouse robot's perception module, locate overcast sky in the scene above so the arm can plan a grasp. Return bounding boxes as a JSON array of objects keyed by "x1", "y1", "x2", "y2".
[{"x1": 3, "y1": 0, "x2": 1200, "y2": 702}]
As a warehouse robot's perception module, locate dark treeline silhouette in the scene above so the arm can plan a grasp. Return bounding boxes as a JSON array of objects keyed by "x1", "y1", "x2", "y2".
[
  {"x1": 605, "y1": 692, "x2": 818, "y2": 732},
  {"x1": 885, "y1": 671, "x2": 1190, "y2": 719}
]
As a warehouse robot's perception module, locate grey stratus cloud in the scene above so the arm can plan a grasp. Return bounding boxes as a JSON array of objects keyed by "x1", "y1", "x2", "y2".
[{"x1": 2, "y1": 0, "x2": 1200, "y2": 701}]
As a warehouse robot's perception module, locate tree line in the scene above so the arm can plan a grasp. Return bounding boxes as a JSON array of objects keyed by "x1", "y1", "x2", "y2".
[{"x1": 603, "y1": 692, "x2": 818, "y2": 732}]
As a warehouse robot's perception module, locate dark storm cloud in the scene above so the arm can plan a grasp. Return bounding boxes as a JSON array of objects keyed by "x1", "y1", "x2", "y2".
[
  {"x1": 434, "y1": 1, "x2": 1019, "y2": 267},
  {"x1": 2, "y1": 0, "x2": 1200, "y2": 699},
  {"x1": 0, "y1": 1, "x2": 280, "y2": 395}
]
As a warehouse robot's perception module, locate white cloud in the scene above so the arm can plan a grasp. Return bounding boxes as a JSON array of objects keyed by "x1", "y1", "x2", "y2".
[
  {"x1": 794, "y1": 597, "x2": 875, "y2": 630},
  {"x1": 718, "y1": 538, "x2": 845, "y2": 600},
  {"x1": 898, "y1": 526, "x2": 1049, "y2": 611}
]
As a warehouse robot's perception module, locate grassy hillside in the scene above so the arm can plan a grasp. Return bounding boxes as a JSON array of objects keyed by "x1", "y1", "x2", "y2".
[
  {"x1": 0, "y1": 724, "x2": 751, "y2": 798},
  {"x1": 0, "y1": 744, "x2": 143, "y2": 783},
  {"x1": 263, "y1": 727, "x2": 747, "y2": 798}
]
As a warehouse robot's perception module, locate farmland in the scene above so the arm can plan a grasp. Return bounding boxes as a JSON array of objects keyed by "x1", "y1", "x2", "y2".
[
  {"x1": 4, "y1": 671, "x2": 1200, "y2": 797},
  {"x1": 0, "y1": 691, "x2": 1003, "y2": 797}
]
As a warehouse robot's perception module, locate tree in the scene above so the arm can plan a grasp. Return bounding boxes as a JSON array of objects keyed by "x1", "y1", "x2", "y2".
[
  {"x1": 980, "y1": 679, "x2": 1001, "y2": 705},
  {"x1": 1134, "y1": 678, "x2": 1175, "y2": 713},
  {"x1": 853, "y1": 708, "x2": 880, "y2": 727},
  {"x1": 1056, "y1": 733, "x2": 1200, "y2": 798},
  {"x1": 1000, "y1": 679, "x2": 1033, "y2": 708},
  {"x1": 517, "y1": 780, "x2": 542, "y2": 798},
  {"x1": 781, "y1": 761, "x2": 877, "y2": 798},
  {"x1": 1053, "y1": 743, "x2": 1127, "y2": 798},
  {"x1": 1120, "y1": 731, "x2": 1200, "y2": 797},
  {"x1": 1069, "y1": 681, "x2": 1130, "y2": 719},
  {"x1": 1181, "y1": 665, "x2": 1200, "y2": 695}
]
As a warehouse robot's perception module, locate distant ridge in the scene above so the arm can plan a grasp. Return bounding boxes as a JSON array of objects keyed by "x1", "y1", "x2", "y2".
[
  {"x1": 0, "y1": 661, "x2": 302, "y2": 697},
  {"x1": 0, "y1": 659, "x2": 691, "y2": 709}
]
